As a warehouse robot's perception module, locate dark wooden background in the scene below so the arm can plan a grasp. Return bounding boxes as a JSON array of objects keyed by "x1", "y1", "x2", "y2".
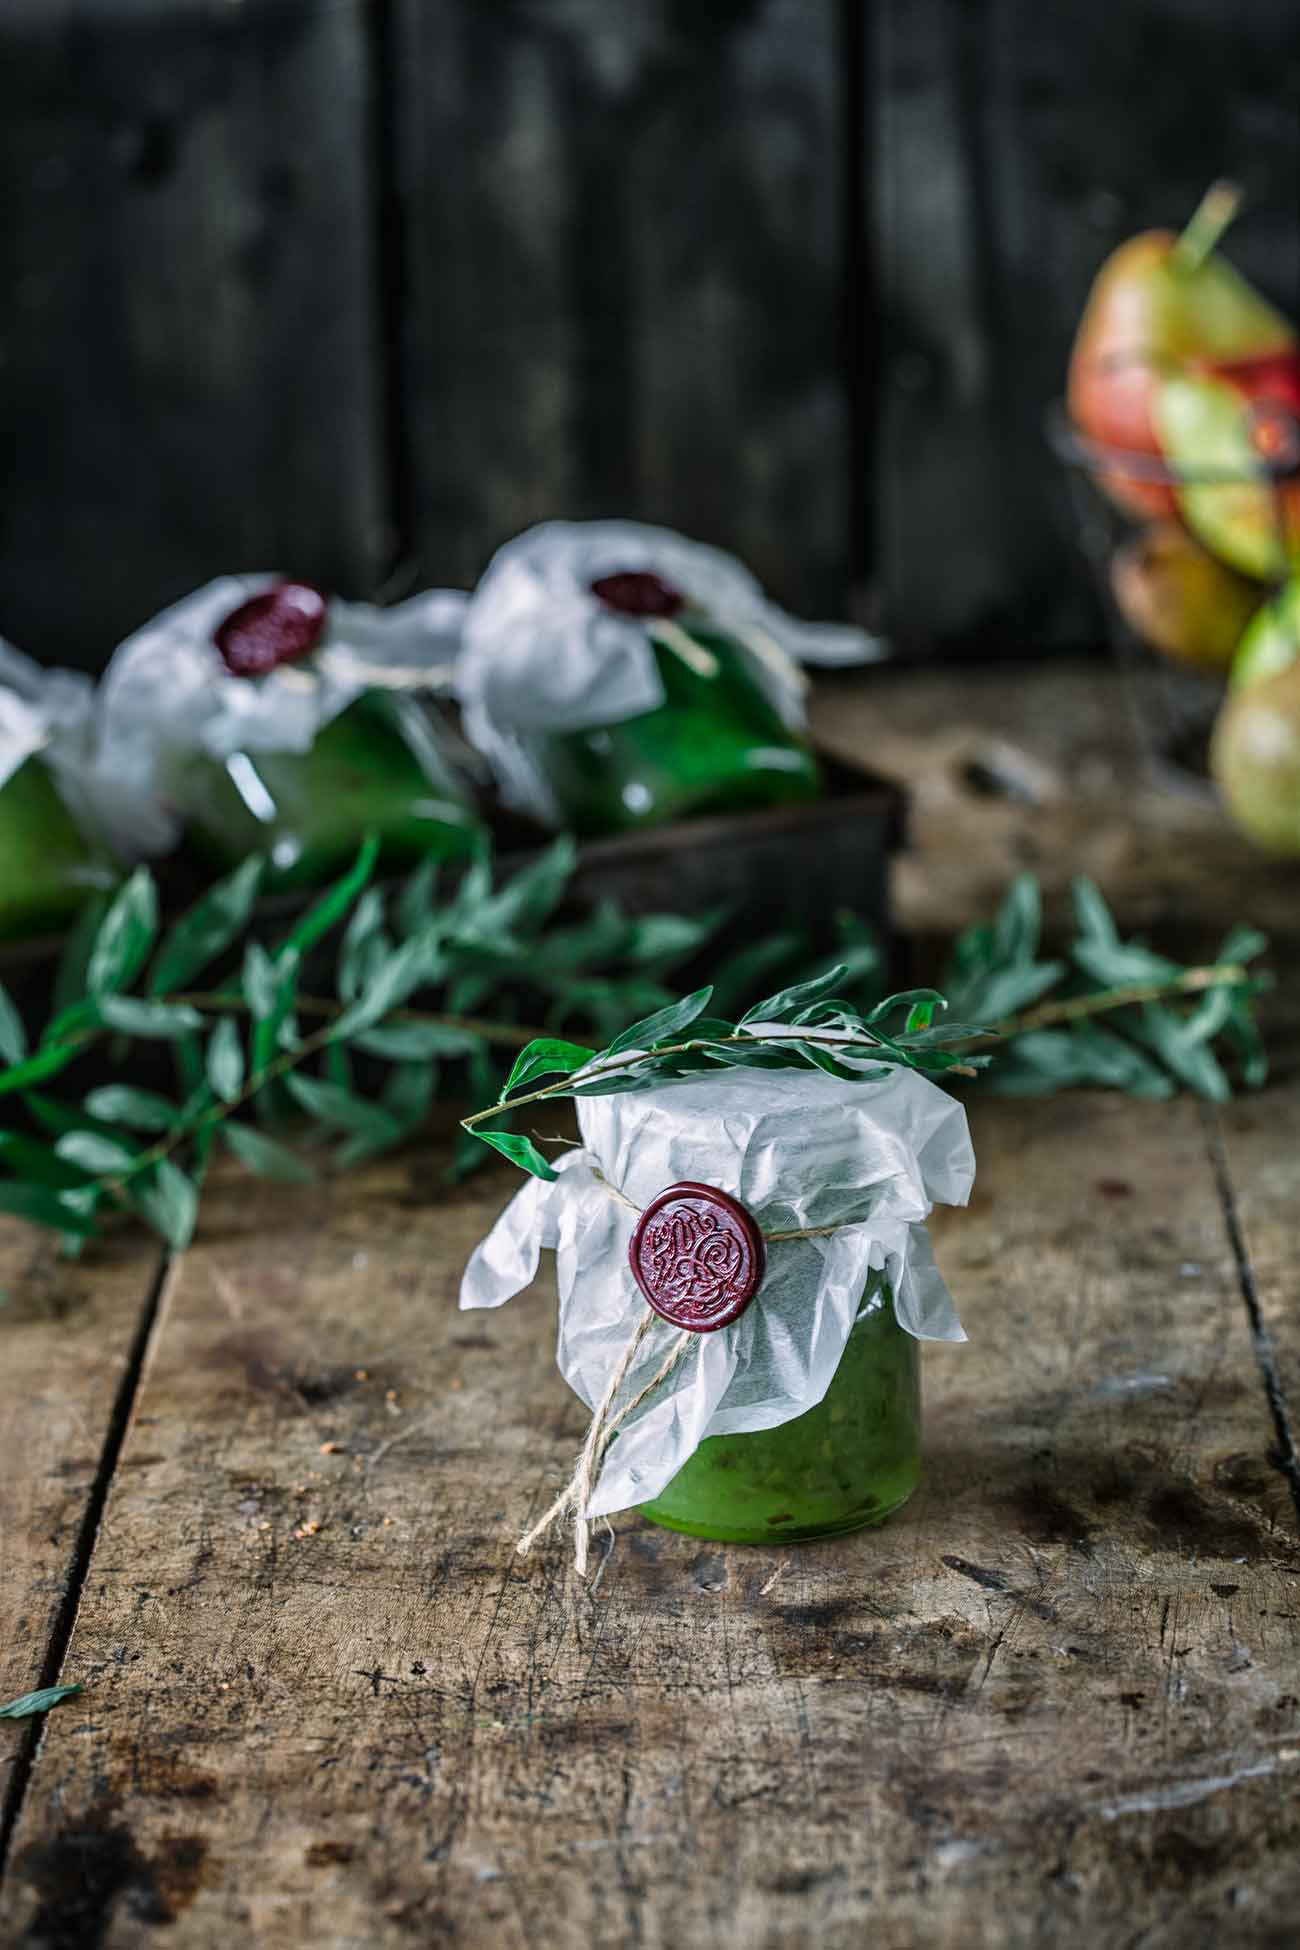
[{"x1": 3, "y1": 0, "x2": 1299, "y2": 671}]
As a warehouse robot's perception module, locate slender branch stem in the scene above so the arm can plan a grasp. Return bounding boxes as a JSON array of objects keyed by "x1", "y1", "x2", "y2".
[
  {"x1": 460, "y1": 960, "x2": 1254, "y2": 1135},
  {"x1": 991, "y1": 962, "x2": 1249, "y2": 1039}
]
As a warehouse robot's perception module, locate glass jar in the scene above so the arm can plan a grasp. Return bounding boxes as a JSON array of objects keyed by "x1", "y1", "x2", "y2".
[
  {"x1": 533, "y1": 618, "x2": 822, "y2": 836},
  {"x1": 178, "y1": 691, "x2": 483, "y2": 889},
  {"x1": 639, "y1": 1278, "x2": 920, "y2": 1543},
  {"x1": 0, "y1": 755, "x2": 117, "y2": 943}
]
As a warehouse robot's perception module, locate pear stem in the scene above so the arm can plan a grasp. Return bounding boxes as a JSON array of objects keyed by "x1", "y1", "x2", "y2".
[{"x1": 1170, "y1": 180, "x2": 1242, "y2": 275}]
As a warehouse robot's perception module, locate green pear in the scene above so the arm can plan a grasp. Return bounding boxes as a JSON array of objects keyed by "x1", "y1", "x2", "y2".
[
  {"x1": 1156, "y1": 371, "x2": 1300, "y2": 579},
  {"x1": 1230, "y1": 578, "x2": 1300, "y2": 689},
  {"x1": 1211, "y1": 662, "x2": 1300, "y2": 852}
]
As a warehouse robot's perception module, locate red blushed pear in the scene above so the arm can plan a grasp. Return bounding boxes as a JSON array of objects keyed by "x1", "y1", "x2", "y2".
[{"x1": 1068, "y1": 182, "x2": 1300, "y2": 521}]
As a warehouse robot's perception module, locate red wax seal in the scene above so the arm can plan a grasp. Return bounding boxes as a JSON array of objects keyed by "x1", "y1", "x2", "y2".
[
  {"x1": 590, "y1": 570, "x2": 685, "y2": 618},
  {"x1": 629, "y1": 1181, "x2": 765, "y2": 1333},
  {"x1": 213, "y1": 582, "x2": 328, "y2": 677}
]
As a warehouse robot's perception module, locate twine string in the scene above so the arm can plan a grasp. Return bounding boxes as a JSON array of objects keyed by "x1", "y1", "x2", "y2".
[{"x1": 517, "y1": 1169, "x2": 864, "y2": 1574}]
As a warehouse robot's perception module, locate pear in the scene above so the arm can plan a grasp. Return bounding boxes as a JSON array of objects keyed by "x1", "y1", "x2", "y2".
[
  {"x1": 1155, "y1": 369, "x2": 1300, "y2": 578},
  {"x1": 1110, "y1": 522, "x2": 1262, "y2": 673},
  {"x1": 1068, "y1": 183, "x2": 1300, "y2": 523},
  {"x1": 1211, "y1": 663, "x2": 1300, "y2": 852},
  {"x1": 1230, "y1": 579, "x2": 1300, "y2": 690}
]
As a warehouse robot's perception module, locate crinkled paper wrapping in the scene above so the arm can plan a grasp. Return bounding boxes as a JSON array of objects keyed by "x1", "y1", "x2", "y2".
[
  {"x1": 460, "y1": 1061, "x2": 974, "y2": 1519},
  {"x1": 0, "y1": 639, "x2": 96, "y2": 799},
  {"x1": 454, "y1": 520, "x2": 885, "y2": 822},
  {"x1": 87, "y1": 577, "x2": 470, "y2": 859}
]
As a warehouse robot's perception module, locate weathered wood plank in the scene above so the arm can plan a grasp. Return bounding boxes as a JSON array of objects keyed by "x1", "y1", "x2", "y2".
[
  {"x1": 0, "y1": 1220, "x2": 164, "y2": 1826},
  {"x1": 810, "y1": 660, "x2": 1300, "y2": 965},
  {"x1": 0, "y1": 0, "x2": 387, "y2": 668},
  {"x1": 0, "y1": 1080, "x2": 1295, "y2": 1945},
  {"x1": 396, "y1": 0, "x2": 853, "y2": 616}
]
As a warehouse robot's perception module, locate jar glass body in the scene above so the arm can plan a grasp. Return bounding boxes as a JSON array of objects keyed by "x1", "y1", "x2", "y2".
[
  {"x1": 0, "y1": 755, "x2": 117, "y2": 943},
  {"x1": 533, "y1": 621, "x2": 822, "y2": 836},
  {"x1": 639, "y1": 1282, "x2": 920, "y2": 1544},
  {"x1": 180, "y1": 692, "x2": 482, "y2": 889}
]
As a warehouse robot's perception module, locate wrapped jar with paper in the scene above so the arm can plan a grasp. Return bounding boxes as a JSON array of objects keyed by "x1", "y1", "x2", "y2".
[
  {"x1": 0, "y1": 643, "x2": 117, "y2": 942},
  {"x1": 90, "y1": 577, "x2": 484, "y2": 888},
  {"x1": 459, "y1": 978, "x2": 975, "y2": 1566},
  {"x1": 454, "y1": 520, "x2": 881, "y2": 835}
]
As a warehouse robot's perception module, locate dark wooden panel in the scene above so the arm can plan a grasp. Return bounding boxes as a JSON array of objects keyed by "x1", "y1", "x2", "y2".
[
  {"x1": 0, "y1": 0, "x2": 389, "y2": 669},
  {"x1": 869, "y1": 0, "x2": 1300, "y2": 657},
  {"x1": 396, "y1": 0, "x2": 853, "y2": 617}
]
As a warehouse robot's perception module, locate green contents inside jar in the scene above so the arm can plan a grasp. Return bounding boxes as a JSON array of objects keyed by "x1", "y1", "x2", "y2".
[
  {"x1": 0, "y1": 755, "x2": 117, "y2": 943},
  {"x1": 179, "y1": 691, "x2": 483, "y2": 890},
  {"x1": 534, "y1": 618, "x2": 822, "y2": 836},
  {"x1": 639, "y1": 1279, "x2": 920, "y2": 1544}
]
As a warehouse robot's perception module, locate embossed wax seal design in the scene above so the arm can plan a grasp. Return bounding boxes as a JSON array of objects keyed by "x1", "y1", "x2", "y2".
[
  {"x1": 214, "y1": 582, "x2": 328, "y2": 677},
  {"x1": 629, "y1": 1182, "x2": 766, "y2": 1332}
]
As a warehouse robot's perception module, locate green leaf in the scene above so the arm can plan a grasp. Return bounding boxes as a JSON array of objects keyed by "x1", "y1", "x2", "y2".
[
  {"x1": 241, "y1": 942, "x2": 279, "y2": 1021},
  {"x1": 1130, "y1": 1003, "x2": 1231, "y2": 1102},
  {"x1": 52, "y1": 892, "x2": 111, "y2": 1018},
  {"x1": 284, "y1": 1073, "x2": 403, "y2": 1141},
  {"x1": 1218, "y1": 923, "x2": 1269, "y2": 966},
  {"x1": 353, "y1": 1021, "x2": 480, "y2": 1061},
  {"x1": 469, "y1": 1128, "x2": 559, "y2": 1180},
  {"x1": 380, "y1": 1059, "x2": 436, "y2": 1130},
  {"x1": 607, "y1": 986, "x2": 715, "y2": 1054},
  {"x1": 0, "y1": 1043, "x2": 88, "y2": 1104},
  {"x1": 396, "y1": 859, "x2": 439, "y2": 940},
  {"x1": 863, "y1": 988, "x2": 947, "y2": 1027},
  {"x1": 97, "y1": 996, "x2": 204, "y2": 1041},
  {"x1": 81, "y1": 1086, "x2": 178, "y2": 1132},
  {"x1": 991, "y1": 874, "x2": 1041, "y2": 964},
  {"x1": 624, "y1": 912, "x2": 717, "y2": 965},
  {"x1": 503, "y1": 1038, "x2": 596, "y2": 1096},
  {"x1": 282, "y1": 836, "x2": 380, "y2": 958},
  {"x1": 0, "y1": 982, "x2": 27, "y2": 1066},
  {"x1": 337, "y1": 889, "x2": 387, "y2": 1001},
  {"x1": 0, "y1": 1684, "x2": 83, "y2": 1720},
  {"x1": 0, "y1": 1133, "x2": 96, "y2": 1189},
  {"x1": 148, "y1": 856, "x2": 264, "y2": 995},
  {"x1": 330, "y1": 929, "x2": 444, "y2": 1040},
  {"x1": 55, "y1": 1130, "x2": 139, "y2": 1176},
  {"x1": 476, "y1": 838, "x2": 576, "y2": 936},
  {"x1": 131, "y1": 1159, "x2": 198, "y2": 1250},
  {"x1": 1071, "y1": 876, "x2": 1120, "y2": 949},
  {"x1": 86, "y1": 868, "x2": 158, "y2": 997},
  {"x1": 740, "y1": 966, "x2": 848, "y2": 1026},
  {"x1": 205, "y1": 1018, "x2": 245, "y2": 1102},
  {"x1": 221, "y1": 1122, "x2": 316, "y2": 1184},
  {"x1": 0, "y1": 1182, "x2": 100, "y2": 1235}
]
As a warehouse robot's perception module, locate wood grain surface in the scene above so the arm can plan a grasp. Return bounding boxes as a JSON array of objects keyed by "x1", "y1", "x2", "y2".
[{"x1": 1, "y1": 663, "x2": 1299, "y2": 1946}]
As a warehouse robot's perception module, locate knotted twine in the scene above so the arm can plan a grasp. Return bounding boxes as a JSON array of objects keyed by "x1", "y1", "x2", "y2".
[{"x1": 516, "y1": 1171, "x2": 857, "y2": 1576}]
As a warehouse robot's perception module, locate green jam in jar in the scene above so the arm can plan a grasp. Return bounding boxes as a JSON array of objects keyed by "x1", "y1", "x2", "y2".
[
  {"x1": 534, "y1": 620, "x2": 822, "y2": 836},
  {"x1": 0, "y1": 755, "x2": 117, "y2": 943},
  {"x1": 638, "y1": 1282, "x2": 920, "y2": 1544},
  {"x1": 179, "y1": 692, "x2": 483, "y2": 889}
]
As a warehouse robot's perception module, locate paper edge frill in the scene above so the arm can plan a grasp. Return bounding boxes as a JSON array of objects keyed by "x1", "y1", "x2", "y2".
[
  {"x1": 0, "y1": 638, "x2": 97, "y2": 809},
  {"x1": 454, "y1": 519, "x2": 886, "y2": 823},
  {"x1": 84, "y1": 576, "x2": 471, "y2": 861}
]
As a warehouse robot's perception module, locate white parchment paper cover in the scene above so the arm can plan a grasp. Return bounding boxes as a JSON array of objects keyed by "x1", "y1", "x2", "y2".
[{"x1": 460, "y1": 1062, "x2": 974, "y2": 1518}]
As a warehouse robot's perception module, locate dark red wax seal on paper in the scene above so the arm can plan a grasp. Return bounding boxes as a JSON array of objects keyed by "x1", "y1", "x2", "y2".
[
  {"x1": 629, "y1": 1182, "x2": 766, "y2": 1332},
  {"x1": 213, "y1": 582, "x2": 328, "y2": 677},
  {"x1": 590, "y1": 570, "x2": 685, "y2": 619}
]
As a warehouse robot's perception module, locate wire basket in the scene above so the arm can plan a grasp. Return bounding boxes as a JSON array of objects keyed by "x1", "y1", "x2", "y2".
[{"x1": 1048, "y1": 399, "x2": 1300, "y2": 798}]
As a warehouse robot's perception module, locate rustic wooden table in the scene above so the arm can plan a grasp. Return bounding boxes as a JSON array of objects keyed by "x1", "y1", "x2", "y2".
[{"x1": 3, "y1": 664, "x2": 1299, "y2": 1949}]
